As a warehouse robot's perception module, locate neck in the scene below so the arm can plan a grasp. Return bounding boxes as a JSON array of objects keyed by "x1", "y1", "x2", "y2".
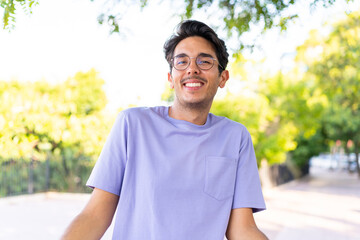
[{"x1": 169, "y1": 101, "x2": 212, "y2": 125}]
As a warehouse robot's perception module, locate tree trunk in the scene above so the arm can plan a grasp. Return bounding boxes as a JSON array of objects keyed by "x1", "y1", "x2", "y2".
[
  {"x1": 355, "y1": 141, "x2": 360, "y2": 179},
  {"x1": 344, "y1": 145, "x2": 351, "y2": 172},
  {"x1": 62, "y1": 154, "x2": 69, "y2": 177},
  {"x1": 45, "y1": 152, "x2": 50, "y2": 191},
  {"x1": 28, "y1": 157, "x2": 34, "y2": 194}
]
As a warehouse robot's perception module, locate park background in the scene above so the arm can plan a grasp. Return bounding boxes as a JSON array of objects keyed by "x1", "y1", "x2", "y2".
[{"x1": 0, "y1": 0, "x2": 360, "y2": 239}]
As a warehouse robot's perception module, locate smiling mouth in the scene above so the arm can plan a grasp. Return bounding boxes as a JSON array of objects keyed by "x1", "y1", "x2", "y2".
[
  {"x1": 180, "y1": 76, "x2": 207, "y2": 87},
  {"x1": 184, "y1": 82, "x2": 203, "y2": 87}
]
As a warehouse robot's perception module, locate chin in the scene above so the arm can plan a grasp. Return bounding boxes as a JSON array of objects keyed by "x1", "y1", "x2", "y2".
[{"x1": 183, "y1": 100, "x2": 211, "y2": 110}]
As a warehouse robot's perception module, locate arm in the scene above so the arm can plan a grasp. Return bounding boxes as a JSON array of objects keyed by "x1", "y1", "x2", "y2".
[
  {"x1": 61, "y1": 188, "x2": 119, "y2": 240},
  {"x1": 226, "y1": 208, "x2": 268, "y2": 240}
]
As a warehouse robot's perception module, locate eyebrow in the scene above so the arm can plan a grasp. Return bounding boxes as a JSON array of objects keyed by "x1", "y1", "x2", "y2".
[
  {"x1": 174, "y1": 52, "x2": 215, "y2": 58},
  {"x1": 198, "y1": 52, "x2": 214, "y2": 58}
]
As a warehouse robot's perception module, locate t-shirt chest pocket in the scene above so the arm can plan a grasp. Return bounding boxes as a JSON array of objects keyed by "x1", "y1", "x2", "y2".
[{"x1": 204, "y1": 156, "x2": 237, "y2": 201}]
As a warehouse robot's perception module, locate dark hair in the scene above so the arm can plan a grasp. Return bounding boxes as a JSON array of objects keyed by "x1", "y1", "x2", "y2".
[{"x1": 164, "y1": 20, "x2": 229, "y2": 73}]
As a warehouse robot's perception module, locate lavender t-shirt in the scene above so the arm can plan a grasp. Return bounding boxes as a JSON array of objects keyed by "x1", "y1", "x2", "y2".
[{"x1": 87, "y1": 106, "x2": 265, "y2": 240}]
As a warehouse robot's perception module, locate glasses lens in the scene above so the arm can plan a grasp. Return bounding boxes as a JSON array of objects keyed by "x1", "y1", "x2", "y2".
[
  {"x1": 173, "y1": 55, "x2": 215, "y2": 70},
  {"x1": 196, "y1": 56, "x2": 214, "y2": 70},
  {"x1": 173, "y1": 56, "x2": 190, "y2": 70}
]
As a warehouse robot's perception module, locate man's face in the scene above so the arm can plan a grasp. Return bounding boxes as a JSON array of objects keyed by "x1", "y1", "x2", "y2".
[{"x1": 168, "y1": 36, "x2": 229, "y2": 110}]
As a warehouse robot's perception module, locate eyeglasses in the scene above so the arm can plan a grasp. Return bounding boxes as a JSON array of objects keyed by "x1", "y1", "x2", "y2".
[{"x1": 171, "y1": 54, "x2": 224, "y2": 71}]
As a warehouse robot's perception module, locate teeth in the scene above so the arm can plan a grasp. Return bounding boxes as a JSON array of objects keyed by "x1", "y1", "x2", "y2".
[{"x1": 185, "y1": 82, "x2": 202, "y2": 87}]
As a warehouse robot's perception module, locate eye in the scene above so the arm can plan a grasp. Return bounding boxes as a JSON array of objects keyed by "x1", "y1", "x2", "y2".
[
  {"x1": 197, "y1": 57, "x2": 212, "y2": 66},
  {"x1": 175, "y1": 57, "x2": 189, "y2": 66}
]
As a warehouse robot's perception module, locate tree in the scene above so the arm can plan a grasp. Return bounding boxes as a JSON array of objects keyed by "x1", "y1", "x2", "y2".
[
  {"x1": 0, "y1": 69, "x2": 115, "y2": 194},
  {"x1": 297, "y1": 10, "x2": 360, "y2": 177},
  {"x1": 1, "y1": 0, "x2": 38, "y2": 30},
  {"x1": 258, "y1": 69, "x2": 328, "y2": 173},
  {"x1": 1, "y1": 0, "x2": 354, "y2": 49}
]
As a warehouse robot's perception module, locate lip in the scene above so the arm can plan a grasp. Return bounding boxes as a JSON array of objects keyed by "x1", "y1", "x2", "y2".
[
  {"x1": 181, "y1": 76, "x2": 207, "y2": 84},
  {"x1": 182, "y1": 80, "x2": 205, "y2": 90},
  {"x1": 181, "y1": 76, "x2": 207, "y2": 90}
]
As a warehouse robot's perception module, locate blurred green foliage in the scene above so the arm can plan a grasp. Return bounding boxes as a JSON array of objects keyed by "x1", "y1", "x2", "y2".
[
  {"x1": 0, "y1": 69, "x2": 117, "y2": 196},
  {"x1": 1, "y1": 0, "x2": 354, "y2": 50},
  {"x1": 1, "y1": 0, "x2": 39, "y2": 30},
  {"x1": 94, "y1": 0, "x2": 353, "y2": 47},
  {"x1": 161, "y1": 83, "x2": 174, "y2": 103},
  {"x1": 297, "y1": 10, "x2": 360, "y2": 175}
]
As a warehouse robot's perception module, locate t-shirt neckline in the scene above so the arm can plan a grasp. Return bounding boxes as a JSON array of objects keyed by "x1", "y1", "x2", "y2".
[{"x1": 163, "y1": 106, "x2": 212, "y2": 130}]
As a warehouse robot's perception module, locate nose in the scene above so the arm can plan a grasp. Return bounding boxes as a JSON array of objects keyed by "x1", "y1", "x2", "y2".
[{"x1": 186, "y1": 57, "x2": 200, "y2": 75}]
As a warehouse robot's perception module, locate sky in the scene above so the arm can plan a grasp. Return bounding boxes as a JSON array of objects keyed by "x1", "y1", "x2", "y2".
[{"x1": 0, "y1": 0, "x2": 358, "y2": 111}]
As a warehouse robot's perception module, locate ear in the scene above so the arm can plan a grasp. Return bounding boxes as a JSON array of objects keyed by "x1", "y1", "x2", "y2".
[
  {"x1": 168, "y1": 72, "x2": 174, "y2": 89},
  {"x1": 218, "y1": 70, "x2": 229, "y2": 88}
]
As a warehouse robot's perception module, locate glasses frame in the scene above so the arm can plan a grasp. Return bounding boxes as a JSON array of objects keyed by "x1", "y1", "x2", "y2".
[{"x1": 171, "y1": 54, "x2": 224, "y2": 71}]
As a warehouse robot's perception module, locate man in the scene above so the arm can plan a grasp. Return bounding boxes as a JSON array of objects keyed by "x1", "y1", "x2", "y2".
[{"x1": 61, "y1": 20, "x2": 268, "y2": 240}]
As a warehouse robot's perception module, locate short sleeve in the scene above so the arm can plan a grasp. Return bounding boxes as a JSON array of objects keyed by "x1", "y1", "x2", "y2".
[
  {"x1": 232, "y1": 129, "x2": 266, "y2": 212},
  {"x1": 86, "y1": 111, "x2": 128, "y2": 196}
]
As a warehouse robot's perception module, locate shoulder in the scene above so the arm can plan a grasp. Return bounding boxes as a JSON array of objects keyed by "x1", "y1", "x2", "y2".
[
  {"x1": 116, "y1": 106, "x2": 167, "y2": 124},
  {"x1": 119, "y1": 106, "x2": 149, "y2": 116},
  {"x1": 117, "y1": 107, "x2": 152, "y2": 119},
  {"x1": 211, "y1": 113, "x2": 250, "y2": 135}
]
